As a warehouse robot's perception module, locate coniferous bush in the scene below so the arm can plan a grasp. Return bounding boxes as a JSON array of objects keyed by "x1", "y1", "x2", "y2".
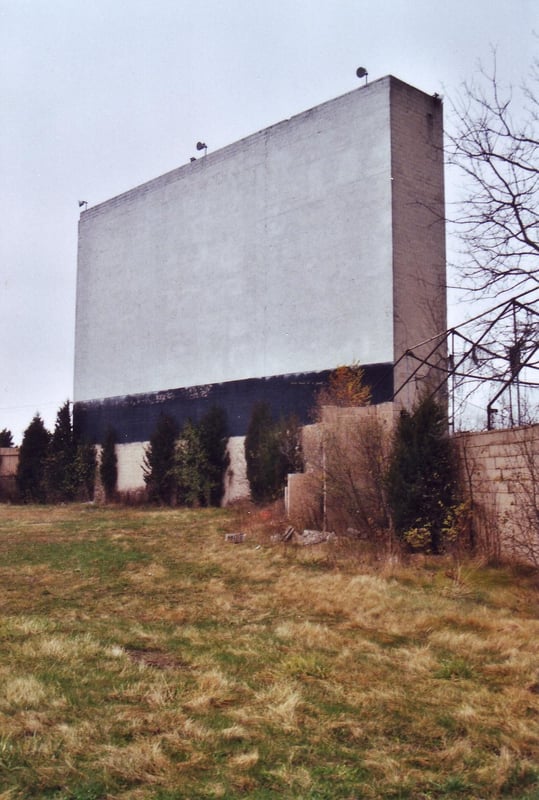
[
  {"x1": 386, "y1": 395, "x2": 457, "y2": 553},
  {"x1": 143, "y1": 414, "x2": 179, "y2": 504},
  {"x1": 175, "y1": 419, "x2": 208, "y2": 506},
  {"x1": 174, "y1": 408, "x2": 230, "y2": 507},
  {"x1": 17, "y1": 405, "x2": 96, "y2": 504},
  {"x1": 198, "y1": 406, "x2": 230, "y2": 506},
  {"x1": 45, "y1": 401, "x2": 78, "y2": 502},
  {"x1": 144, "y1": 409, "x2": 230, "y2": 507},
  {"x1": 16, "y1": 414, "x2": 50, "y2": 503},
  {"x1": 245, "y1": 402, "x2": 301, "y2": 504},
  {"x1": 72, "y1": 404, "x2": 96, "y2": 501}
]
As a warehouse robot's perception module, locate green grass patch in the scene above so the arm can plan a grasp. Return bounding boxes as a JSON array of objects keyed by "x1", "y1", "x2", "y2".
[
  {"x1": 0, "y1": 535, "x2": 149, "y2": 575},
  {"x1": 435, "y1": 655, "x2": 476, "y2": 680}
]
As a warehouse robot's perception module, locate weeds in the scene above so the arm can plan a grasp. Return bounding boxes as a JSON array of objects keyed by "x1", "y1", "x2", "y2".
[{"x1": 0, "y1": 504, "x2": 537, "y2": 799}]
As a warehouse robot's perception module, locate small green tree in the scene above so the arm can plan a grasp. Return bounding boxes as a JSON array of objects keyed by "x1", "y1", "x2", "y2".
[
  {"x1": 0, "y1": 428, "x2": 14, "y2": 447},
  {"x1": 16, "y1": 414, "x2": 50, "y2": 503},
  {"x1": 245, "y1": 402, "x2": 279, "y2": 503},
  {"x1": 386, "y1": 395, "x2": 457, "y2": 553},
  {"x1": 45, "y1": 401, "x2": 78, "y2": 502},
  {"x1": 245, "y1": 402, "x2": 298, "y2": 504},
  {"x1": 175, "y1": 419, "x2": 208, "y2": 507},
  {"x1": 198, "y1": 406, "x2": 230, "y2": 506},
  {"x1": 173, "y1": 408, "x2": 229, "y2": 507},
  {"x1": 99, "y1": 427, "x2": 118, "y2": 502},
  {"x1": 143, "y1": 414, "x2": 179, "y2": 505}
]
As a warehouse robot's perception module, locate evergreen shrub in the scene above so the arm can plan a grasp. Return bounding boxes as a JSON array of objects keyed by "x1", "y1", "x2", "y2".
[
  {"x1": 245, "y1": 402, "x2": 303, "y2": 504},
  {"x1": 386, "y1": 395, "x2": 457, "y2": 553},
  {"x1": 16, "y1": 414, "x2": 50, "y2": 503}
]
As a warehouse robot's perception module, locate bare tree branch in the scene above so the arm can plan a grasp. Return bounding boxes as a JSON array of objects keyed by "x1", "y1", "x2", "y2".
[{"x1": 447, "y1": 53, "x2": 539, "y2": 294}]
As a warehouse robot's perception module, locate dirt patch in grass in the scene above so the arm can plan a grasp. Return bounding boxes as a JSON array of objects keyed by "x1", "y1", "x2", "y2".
[{"x1": 125, "y1": 648, "x2": 191, "y2": 670}]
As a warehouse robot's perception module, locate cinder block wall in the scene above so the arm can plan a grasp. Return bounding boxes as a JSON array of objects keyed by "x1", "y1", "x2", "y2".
[{"x1": 455, "y1": 425, "x2": 539, "y2": 566}]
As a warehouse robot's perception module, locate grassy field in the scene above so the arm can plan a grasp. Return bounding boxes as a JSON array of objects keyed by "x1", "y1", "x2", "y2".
[{"x1": 0, "y1": 504, "x2": 538, "y2": 800}]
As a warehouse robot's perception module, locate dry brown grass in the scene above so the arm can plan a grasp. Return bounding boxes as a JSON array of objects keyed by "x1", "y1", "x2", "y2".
[{"x1": 0, "y1": 503, "x2": 538, "y2": 799}]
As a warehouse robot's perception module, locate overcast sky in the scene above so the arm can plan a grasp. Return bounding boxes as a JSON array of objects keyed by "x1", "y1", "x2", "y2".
[{"x1": 0, "y1": 0, "x2": 537, "y2": 444}]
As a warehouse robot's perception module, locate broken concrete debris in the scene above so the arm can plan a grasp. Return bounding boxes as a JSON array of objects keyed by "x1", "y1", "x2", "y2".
[
  {"x1": 224, "y1": 532, "x2": 247, "y2": 544},
  {"x1": 272, "y1": 527, "x2": 335, "y2": 546}
]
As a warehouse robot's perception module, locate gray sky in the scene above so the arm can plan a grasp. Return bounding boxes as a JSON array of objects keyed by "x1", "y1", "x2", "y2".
[{"x1": 1, "y1": 0, "x2": 537, "y2": 443}]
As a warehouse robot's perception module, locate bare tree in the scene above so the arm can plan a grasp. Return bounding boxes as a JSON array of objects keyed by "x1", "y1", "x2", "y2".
[{"x1": 447, "y1": 54, "x2": 539, "y2": 295}]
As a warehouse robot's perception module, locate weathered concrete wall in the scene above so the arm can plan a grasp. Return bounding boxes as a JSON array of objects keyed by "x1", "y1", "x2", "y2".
[
  {"x1": 286, "y1": 404, "x2": 396, "y2": 531},
  {"x1": 115, "y1": 442, "x2": 148, "y2": 494},
  {"x1": 93, "y1": 442, "x2": 148, "y2": 502},
  {"x1": 455, "y1": 425, "x2": 539, "y2": 566},
  {"x1": 223, "y1": 436, "x2": 250, "y2": 505}
]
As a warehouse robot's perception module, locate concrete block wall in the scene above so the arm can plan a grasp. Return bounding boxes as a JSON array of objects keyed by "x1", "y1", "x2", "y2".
[{"x1": 455, "y1": 425, "x2": 539, "y2": 565}]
